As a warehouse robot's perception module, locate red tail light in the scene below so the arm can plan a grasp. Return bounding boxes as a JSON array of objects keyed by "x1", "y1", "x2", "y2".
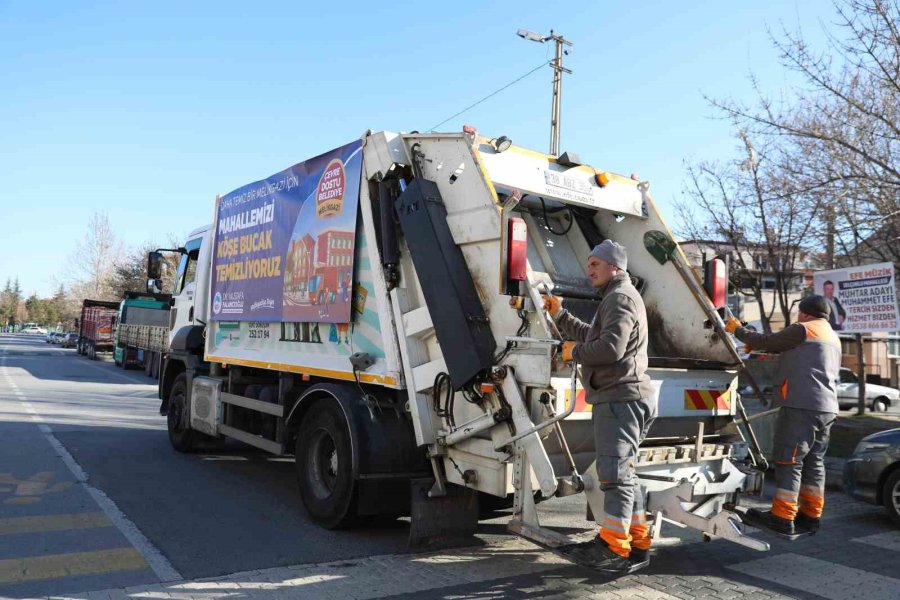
[
  {"x1": 507, "y1": 217, "x2": 528, "y2": 282},
  {"x1": 704, "y1": 258, "x2": 727, "y2": 309}
]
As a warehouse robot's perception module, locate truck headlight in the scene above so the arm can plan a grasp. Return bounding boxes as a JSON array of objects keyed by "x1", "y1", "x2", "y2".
[{"x1": 854, "y1": 441, "x2": 890, "y2": 455}]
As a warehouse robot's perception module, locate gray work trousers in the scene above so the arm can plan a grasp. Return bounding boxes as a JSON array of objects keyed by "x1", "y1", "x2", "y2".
[
  {"x1": 593, "y1": 398, "x2": 657, "y2": 551},
  {"x1": 772, "y1": 406, "x2": 836, "y2": 519}
]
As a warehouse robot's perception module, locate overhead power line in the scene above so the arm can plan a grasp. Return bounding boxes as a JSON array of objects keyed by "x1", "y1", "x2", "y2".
[{"x1": 428, "y1": 60, "x2": 551, "y2": 133}]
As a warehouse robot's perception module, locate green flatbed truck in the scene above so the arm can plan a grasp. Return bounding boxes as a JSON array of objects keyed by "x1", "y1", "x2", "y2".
[{"x1": 114, "y1": 291, "x2": 171, "y2": 377}]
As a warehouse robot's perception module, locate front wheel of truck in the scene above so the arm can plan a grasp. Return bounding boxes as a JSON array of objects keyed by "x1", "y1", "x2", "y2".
[
  {"x1": 167, "y1": 373, "x2": 195, "y2": 453},
  {"x1": 295, "y1": 399, "x2": 359, "y2": 529}
]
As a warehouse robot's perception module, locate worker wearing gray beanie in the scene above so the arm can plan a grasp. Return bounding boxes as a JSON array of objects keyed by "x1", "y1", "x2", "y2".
[
  {"x1": 589, "y1": 240, "x2": 628, "y2": 272},
  {"x1": 541, "y1": 240, "x2": 654, "y2": 572}
]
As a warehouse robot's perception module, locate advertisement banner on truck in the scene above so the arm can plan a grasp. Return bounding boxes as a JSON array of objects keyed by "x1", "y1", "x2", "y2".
[
  {"x1": 211, "y1": 140, "x2": 363, "y2": 323},
  {"x1": 813, "y1": 262, "x2": 900, "y2": 333}
]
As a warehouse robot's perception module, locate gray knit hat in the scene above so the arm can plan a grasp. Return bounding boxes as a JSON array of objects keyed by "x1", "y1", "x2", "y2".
[
  {"x1": 799, "y1": 295, "x2": 831, "y2": 319},
  {"x1": 590, "y1": 240, "x2": 627, "y2": 271}
]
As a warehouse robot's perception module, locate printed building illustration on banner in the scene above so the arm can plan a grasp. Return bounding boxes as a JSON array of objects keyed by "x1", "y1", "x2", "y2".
[
  {"x1": 281, "y1": 153, "x2": 360, "y2": 323},
  {"x1": 210, "y1": 139, "x2": 363, "y2": 324}
]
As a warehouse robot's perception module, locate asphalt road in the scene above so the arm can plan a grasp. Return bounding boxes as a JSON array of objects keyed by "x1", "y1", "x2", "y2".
[
  {"x1": 0, "y1": 334, "x2": 419, "y2": 597},
  {"x1": 2, "y1": 333, "x2": 899, "y2": 600}
]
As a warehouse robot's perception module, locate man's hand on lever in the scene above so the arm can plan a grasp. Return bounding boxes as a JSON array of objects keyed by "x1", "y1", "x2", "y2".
[{"x1": 542, "y1": 294, "x2": 562, "y2": 317}]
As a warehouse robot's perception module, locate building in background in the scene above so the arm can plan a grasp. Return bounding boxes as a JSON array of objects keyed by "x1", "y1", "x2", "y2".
[
  {"x1": 839, "y1": 334, "x2": 900, "y2": 388},
  {"x1": 679, "y1": 239, "x2": 818, "y2": 330}
]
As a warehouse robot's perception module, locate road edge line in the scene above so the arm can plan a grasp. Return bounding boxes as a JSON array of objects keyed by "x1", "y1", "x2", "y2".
[{"x1": 0, "y1": 351, "x2": 183, "y2": 583}]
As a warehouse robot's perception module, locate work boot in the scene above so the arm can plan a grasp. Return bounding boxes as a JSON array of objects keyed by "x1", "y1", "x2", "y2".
[
  {"x1": 745, "y1": 508, "x2": 795, "y2": 535},
  {"x1": 628, "y1": 547, "x2": 650, "y2": 570},
  {"x1": 795, "y1": 512, "x2": 820, "y2": 534},
  {"x1": 564, "y1": 537, "x2": 631, "y2": 573}
]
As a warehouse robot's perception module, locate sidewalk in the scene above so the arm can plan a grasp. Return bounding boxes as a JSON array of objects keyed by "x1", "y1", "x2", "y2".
[{"x1": 57, "y1": 538, "x2": 573, "y2": 600}]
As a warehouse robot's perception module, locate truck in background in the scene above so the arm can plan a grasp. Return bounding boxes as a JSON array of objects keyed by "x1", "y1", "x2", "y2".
[
  {"x1": 149, "y1": 130, "x2": 771, "y2": 557},
  {"x1": 114, "y1": 291, "x2": 171, "y2": 377},
  {"x1": 77, "y1": 299, "x2": 119, "y2": 360}
]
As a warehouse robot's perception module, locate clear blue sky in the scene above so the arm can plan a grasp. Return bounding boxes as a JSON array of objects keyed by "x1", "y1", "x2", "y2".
[{"x1": 0, "y1": 0, "x2": 831, "y2": 296}]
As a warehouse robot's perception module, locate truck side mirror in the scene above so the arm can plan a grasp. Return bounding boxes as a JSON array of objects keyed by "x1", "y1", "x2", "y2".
[
  {"x1": 147, "y1": 251, "x2": 164, "y2": 280},
  {"x1": 147, "y1": 278, "x2": 163, "y2": 294}
]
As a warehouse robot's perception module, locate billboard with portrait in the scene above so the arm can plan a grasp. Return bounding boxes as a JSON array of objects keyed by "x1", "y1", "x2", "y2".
[{"x1": 813, "y1": 262, "x2": 899, "y2": 333}]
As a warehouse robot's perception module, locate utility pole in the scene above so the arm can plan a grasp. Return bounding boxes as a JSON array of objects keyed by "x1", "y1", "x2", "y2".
[
  {"x1": 857, "y1": 333, "x2": 867, "y2": 416},
  {"x1": 517, "y1": 29, "x2": 573, "y2": 156}
]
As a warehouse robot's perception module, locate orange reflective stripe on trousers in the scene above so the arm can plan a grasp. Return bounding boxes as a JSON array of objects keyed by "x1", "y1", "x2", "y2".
[
  {"x1": 630, "y1": 512, "x2": 651, "y2": 551},
  {"x1": 772, "y1": 488, "x2": 799, "y2": 520},
  {"x1": 799, "y1": 484, "x2": 825, "y2": 518},
  {"x1": 600, "y1": 514, "x2": 631, "y2": 557}
]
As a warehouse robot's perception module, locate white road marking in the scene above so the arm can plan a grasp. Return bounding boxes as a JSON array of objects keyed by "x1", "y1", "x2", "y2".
[
  {"x1": 852, "y1": 531, "x2": 900, "y2": 552},
  {"x1": 0, "y1": 349, "x2": 182, "y2": 583},
  {"x1": 728, "y1": 552, "x2": 900, "y2": 600}
]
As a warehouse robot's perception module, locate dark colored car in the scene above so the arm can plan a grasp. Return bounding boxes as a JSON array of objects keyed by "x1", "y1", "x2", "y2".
[
  {"x1": 60, "y1": 333, "x2": 79, "y2": 348},
  {"x1": 843, "y1": 428, "x2": 900, "y2": 525}
]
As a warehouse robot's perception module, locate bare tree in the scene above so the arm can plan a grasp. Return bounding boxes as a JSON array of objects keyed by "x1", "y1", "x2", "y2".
[
  {"x1": 67, "y1": 212, "x2": 122, "y2": 301},
  {"x1": 712, "y1": 0, "x2": 900, "y2": 269},
  {"x1": 677, "y1": 131, "x2": 819, "y2": 332}
]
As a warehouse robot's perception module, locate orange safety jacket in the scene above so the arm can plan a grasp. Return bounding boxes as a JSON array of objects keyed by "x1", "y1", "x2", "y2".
[{"x1": 735, "y1": 318, "x2": 841, "y2": 413}]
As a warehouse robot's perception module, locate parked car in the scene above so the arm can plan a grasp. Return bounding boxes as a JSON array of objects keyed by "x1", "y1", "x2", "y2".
[
  {"x1": 21, "y1": 325, "x2": 47, "y2": 335},
  {"x1": 60, "y1": 333, "x2": 79, "y2": 348},
  {"x1": 844, "y1": 428, "x2": 900, "y2": 525},
  {"x1": 838, "y1": 368, "x2": 900, "y2": 412}
]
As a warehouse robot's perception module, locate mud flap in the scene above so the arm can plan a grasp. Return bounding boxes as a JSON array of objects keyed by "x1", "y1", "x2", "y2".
[
  {"x1": 735, "y1": 507, "x2": 815, "y2": 541},
  {"x1": 408, "y1": 478, "x2": 480, "y2": 551}
]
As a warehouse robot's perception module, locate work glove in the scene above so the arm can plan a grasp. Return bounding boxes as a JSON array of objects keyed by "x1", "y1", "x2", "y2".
[
  {"x1": 724, "y1": 316, "x2": 742, "y2": 334},
  {"x1": 542, "y1": 294, "x2": 562, "y2": 316},
  {"x1": 561, "y1": 341, "x2": 576, "y2": 362},
  {"x1": 743, "y1": 344, "x2": 753, "y2": 354}
]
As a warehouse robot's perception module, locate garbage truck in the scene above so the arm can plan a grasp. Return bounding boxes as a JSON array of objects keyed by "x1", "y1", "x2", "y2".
[{"x1": 149, "y1": 128, "x2": 772, "y2": 556}]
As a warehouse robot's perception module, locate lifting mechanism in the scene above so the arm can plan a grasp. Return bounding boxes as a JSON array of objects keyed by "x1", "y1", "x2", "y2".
[
  {"x1": 389, "y1": 134, "x2": 783, "y2": 559},
  {"x1": 409, "y1": 233, "x2": 777, "y2": 559}
]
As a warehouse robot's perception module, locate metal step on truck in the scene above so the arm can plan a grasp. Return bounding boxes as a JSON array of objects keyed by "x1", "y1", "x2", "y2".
[{"x1": 149, "y1": 128, "x2": 772, "y2": 558}]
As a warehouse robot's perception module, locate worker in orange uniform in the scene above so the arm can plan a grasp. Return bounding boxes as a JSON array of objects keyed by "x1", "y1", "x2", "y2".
[
  {"x1": 725, "y1": 295, "x2": 840, "y2": 535},
  {"x1": 543, "y1": 240, "x2": 656, "y2": 573}
]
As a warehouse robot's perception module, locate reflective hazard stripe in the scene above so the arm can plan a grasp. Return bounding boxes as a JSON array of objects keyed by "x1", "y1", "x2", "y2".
[
  {"x1": 601, "y1": 515, "x2": 628, "y2": 534},
  {"x1": 775, "y1": 488, "x2": 799, "y2": 502},
  {"x1": 800, "y1": 484, "x2": 824, "y2": 497}
]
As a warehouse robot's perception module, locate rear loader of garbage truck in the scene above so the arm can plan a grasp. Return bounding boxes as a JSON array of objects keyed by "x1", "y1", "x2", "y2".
[{"x1": 157, "y1": 129, "x2": 770, "y2": 552}]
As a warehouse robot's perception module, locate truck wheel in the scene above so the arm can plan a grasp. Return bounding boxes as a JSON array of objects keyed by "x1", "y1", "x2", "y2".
[
  {"x1": 295, "y1": 399, "x2": 358, "y2": 528},
  {"x1": 883, "y1": 469, "x2": 900, "y2": 526},
  {"x1": 167, "y1": 373, "x2": 195, "y2": 453},
  {"x1": 871, "y1": 397, "x2": 889, "y2": 412}
]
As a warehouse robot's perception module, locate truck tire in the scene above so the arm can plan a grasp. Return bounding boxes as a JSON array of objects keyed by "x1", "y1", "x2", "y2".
[
  {"x1": 883, "y1": 469, "x2": 900, "y2": 526},
  {"x1": 167, "y1": 373, "x2": 195, "y2": 453},
  {"x1": 295, "y1": 399, "x2": 359, "y2": 529}
]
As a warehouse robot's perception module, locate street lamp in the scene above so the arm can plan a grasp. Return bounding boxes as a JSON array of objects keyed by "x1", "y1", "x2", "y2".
[{"x1": 516, "y1": 28, "x2": 573, "y2": 156}]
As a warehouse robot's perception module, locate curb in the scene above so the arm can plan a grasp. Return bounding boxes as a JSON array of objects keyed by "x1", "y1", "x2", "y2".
[{"x1": 825, "y1": 457, "x2": 845, "y2": 491}]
